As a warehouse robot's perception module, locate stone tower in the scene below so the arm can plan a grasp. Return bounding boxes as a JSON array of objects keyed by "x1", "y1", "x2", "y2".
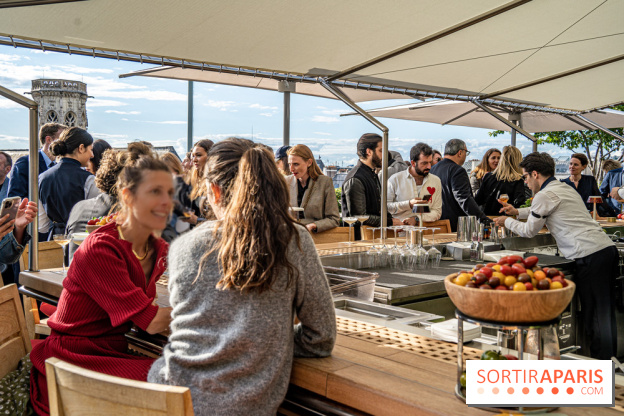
[{"x1": 30, "y1": 79, "x2": 88, "y2": 130}]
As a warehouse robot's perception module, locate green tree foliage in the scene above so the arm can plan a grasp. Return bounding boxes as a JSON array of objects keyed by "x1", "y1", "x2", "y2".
[{"x1": 489, "y1": 105, "x2": 624, "y2": 181}]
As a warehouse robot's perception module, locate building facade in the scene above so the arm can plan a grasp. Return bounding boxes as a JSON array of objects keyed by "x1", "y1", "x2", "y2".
[{"x1": 30, "y1": 79, "x2": 89, "y2": 130}]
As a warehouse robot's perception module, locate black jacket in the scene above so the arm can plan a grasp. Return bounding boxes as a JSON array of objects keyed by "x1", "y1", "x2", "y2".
[
  {"x1": 474, "y1": 172, "x2": 527, "y2": 215},
  {"x1": 342, "y1": 161, "x2": 391, "y2": 239},
  {"x1": 430, "y1": 158, "x2": 490, "y2": 231}
]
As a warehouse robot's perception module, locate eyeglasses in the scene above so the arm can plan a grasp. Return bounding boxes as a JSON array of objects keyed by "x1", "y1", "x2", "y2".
[{"x1": 463, "y1": 149, "x2": 471, "y2": 156}]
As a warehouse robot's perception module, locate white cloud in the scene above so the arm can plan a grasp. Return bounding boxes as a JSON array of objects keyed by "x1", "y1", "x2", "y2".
[
  {"x1": 90, "y1": 133, "x2": 129, "y2": 140},
  {"x1": 105, "y1": 110, "x2": 141, "y2": 115},
  {"x1": 0, "y1": 99, "x2": 22, "y2": 109},
  {"x1": 319, "y1": 108, "x2": 344, "y2": 116},
  {"x1": 0, "y1": 53, "x2": 22, "y2": 62},
  {"x1": 312, "y1": 115, "x2": 339, "y2": 123},
  {"x1": 88, "y1": 99, "x2": 128, "y2": 107},
  {"x1": 203, "y1": 100, "x2": 236, "y2": 109},
  {"x1": 0, "y1": 134, "x2": 28, "y2": 149},
  {"x1": 250, "y1": 103, "x2": 278, "y2": 110},
  {"x1": 259, "y1": 113, "x2": 273, "y2": 117}
]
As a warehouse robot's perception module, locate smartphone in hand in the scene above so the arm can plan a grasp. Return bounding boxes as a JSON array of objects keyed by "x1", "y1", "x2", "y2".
[
  {"x1": 422, "y1": 194, "x2": 432, "y2": 202},
  {"x1": 0, "y1": 197, "x2": 21, "y2": 223}
]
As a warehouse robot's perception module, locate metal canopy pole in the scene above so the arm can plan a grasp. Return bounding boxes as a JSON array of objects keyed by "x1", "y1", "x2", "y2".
[
  {"x1": 0, "y1": 84, "x2": 39, "y2": 271},
  {"x1": 575, "y1": 115, "x2": 624, "y2": 144},
  {"x1": 509, "y1": 113, "x2": 520, "y2": 147},
  {"x1": 319, "y1": 80, "x2": 389, "y2": 232},
  {"x1": 472, "y1": 101, "x2": 537, "y2": 143},
  {"x1": 187, "y1": 81, "x2": 193, "y2": 152},
  {"x1": 278, "y1": 81, "x2": 295, "y2": 146}
]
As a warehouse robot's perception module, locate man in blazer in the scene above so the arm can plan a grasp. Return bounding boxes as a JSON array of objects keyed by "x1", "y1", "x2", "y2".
[
  {"x1": 8, "y1": 123, "x2": 66, "y2": 200},
  {"x1": 599, "y1": 166, "x2": 623, "y2": 211},
  {"x1": 430, "y1": 139, "x2": 491, "y2": 232}
]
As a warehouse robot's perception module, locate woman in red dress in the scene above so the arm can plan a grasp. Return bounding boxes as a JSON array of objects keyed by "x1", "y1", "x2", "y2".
[{"x1": 29, "y1": 143, "x2": 174, "y2": 415}]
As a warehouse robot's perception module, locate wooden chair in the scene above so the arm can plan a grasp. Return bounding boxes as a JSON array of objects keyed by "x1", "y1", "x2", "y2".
[
  {"x1": 0, "y1": 284, "x2": 32, "y2": 379},
  {"x1": 19, "y1": 241, "x2": 64, "y2": 340},
  {"x1": 310, "y1": 226, "x2": 352, "y2": 244},
  {"x1": 422, "y1": 219, "x2": 451, "y2": 234},
  {"x1": 45, "y1": 357, "x2": 194, "y2": 416},
  {"x1": 18, "y1": 241, "x2": 64, "y2": 271}
]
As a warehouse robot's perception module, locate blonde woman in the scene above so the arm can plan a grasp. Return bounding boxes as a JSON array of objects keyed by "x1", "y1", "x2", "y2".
[
  {"x1": 475, "y1": 145, "x2": 527, "y2": 215},
  {"x1": 469, "y1": 148, "x2": 501, "y2": 194},
  {"x1": 286, "y1": 144, "x2": 340, "y2": 233}
]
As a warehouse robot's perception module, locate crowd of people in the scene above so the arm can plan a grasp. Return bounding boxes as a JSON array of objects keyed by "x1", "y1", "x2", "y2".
[{"x1": 1, "y1": 122, "x2": 623, "y2": 414}]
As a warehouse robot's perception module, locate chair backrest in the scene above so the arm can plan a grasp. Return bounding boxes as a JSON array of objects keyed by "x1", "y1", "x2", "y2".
[
  {"x1": 19, "y1": 241, "x2": 64, "y2": 270},
  {"x1": 45, "y1": 357, "x2": 194, "y2": 416},
  {"x1": 422, "y1": 219, "x2": 452, "y2": 234},
  {"x1": 0, "y1": 284, "x2": 32, "y2": 378},
  {"x1": 310, "y1": 226, "x2": 351, "y2": 244}
]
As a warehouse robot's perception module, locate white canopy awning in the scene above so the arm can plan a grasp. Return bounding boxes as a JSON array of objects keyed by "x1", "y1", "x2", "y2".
[
  {"x1": 119, "y1": 67, "x2": 415, "y2": 103},
  {"x1": 343, "y1": 100, "x2": 624, "y2": 133},
  {"x1": 1, "y1": 0, "x2": 623, "y2": 112}
]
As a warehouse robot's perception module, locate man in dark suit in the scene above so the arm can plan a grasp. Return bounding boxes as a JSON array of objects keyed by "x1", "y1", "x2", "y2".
[
  {"x1": 8, "y1": 123, "x2": 66, "y2": 200},
  {"x1": 599, "y1": 166, "x2": 623, "y2": 211},
  {"x1": 430, "y1": 139, "x2": 491, "y2": 232}
]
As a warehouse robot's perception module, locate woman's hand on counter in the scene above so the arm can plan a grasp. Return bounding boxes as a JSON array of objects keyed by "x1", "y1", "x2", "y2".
[{"x1": 306, "y1": 223, "x2": 317, "y2": 233}]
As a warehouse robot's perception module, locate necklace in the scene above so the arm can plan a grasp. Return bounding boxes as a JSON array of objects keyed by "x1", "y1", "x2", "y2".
[{"x1": 117, "y1": 226, "x2": 150, "y2": 261}]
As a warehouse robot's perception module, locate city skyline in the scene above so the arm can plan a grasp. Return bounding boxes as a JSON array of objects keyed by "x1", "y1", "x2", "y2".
[{"x1": 1, "y1": 46, "x2": 575, "y2": 165}]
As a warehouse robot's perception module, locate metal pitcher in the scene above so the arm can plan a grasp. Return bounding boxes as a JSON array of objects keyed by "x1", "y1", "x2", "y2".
[{"x1": 456, "y1": 217, "x2": 468, "y2": 242}]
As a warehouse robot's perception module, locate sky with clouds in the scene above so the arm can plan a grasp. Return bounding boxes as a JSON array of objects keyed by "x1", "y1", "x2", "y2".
[{"x1": 0, "y1": 45, "x2": 578, "y2": 165}]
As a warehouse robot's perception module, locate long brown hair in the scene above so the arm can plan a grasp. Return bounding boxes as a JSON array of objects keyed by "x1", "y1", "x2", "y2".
[
  {"x1": 189, "y1": 139, "x2": 214, "y2": 200},
  {"x1": 287, "y1": 144, "x2": 323, "y2": 180},
  {"x1": 198, "y1": 138, "x2": 300, "y2": 293},
  {"x1": 472, "y1": 148, "x2": 501, "y2": 180}
]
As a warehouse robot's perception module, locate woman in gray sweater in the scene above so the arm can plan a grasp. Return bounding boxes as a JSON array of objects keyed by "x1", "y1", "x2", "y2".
[{"x1": 149, "y1": 138, "x2": 336, "y2": 416}]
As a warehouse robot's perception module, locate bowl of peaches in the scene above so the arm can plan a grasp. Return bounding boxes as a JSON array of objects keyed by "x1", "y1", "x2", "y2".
[{"x1": 444, "y1": 255, "x2": 575, "y2": 323}]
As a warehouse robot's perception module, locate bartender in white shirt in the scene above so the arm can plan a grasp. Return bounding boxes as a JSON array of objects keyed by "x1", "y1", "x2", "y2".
[
  {"x1": 494, "y1": 152, "x2": 617, "y2": 360},
  {"x1": 387, "y1": 143, "x2": 442, "y2": 225}
]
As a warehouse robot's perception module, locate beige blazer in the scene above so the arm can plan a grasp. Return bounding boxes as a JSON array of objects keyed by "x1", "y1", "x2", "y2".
[{"x1": 287, "y1": 175, "x2": 340, "y2": 233}]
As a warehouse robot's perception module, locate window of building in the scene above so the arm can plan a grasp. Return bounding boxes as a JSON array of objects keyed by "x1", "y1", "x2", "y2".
[
  {"x1": 64, "y1": 112, "x2": 76, "y2": 127},
  {"x1": 46, "y1": 111, "x2": 59, "y2": 123}
]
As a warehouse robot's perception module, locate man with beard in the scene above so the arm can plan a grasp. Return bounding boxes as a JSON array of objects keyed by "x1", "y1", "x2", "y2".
[
  {"x1": 342, "y1": 133, "x2": 402, "y2": 240},
  {"x1": 387, "y1": 143, "x2": 442, "y2": 225},
  {"x1": 430, "y1": 139, "x2": 491, "y2": 232}
]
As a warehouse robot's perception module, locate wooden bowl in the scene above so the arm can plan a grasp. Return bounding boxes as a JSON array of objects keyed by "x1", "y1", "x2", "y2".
[
  {"x1": 444, "y1": 274, "x2": 575, "y2": 323},
  {"x1": 85, "y1": 224, "x2": 102, "y2": 233}
]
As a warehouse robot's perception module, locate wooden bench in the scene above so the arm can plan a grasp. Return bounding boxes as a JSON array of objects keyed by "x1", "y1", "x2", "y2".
[{"x1": 0, "y1": 284, "x2": 31, "y2": 379}]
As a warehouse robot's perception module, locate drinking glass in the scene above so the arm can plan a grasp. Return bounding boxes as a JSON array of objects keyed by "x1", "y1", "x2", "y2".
[
  {"x1": 377, "y1": 227, "x2": 391, "y2": 268},
  {"x1": 427, "y1": 227, "x2": 442, "y2": 268},
  {"x1": 366, "y1": 228, "x2": 381, "y2": 268},
  {"x1": 388, "y1": 225, "x2": 404, "y2": 269},
  {"x1": 414, "y1": 228, "x2": 429, "y2": 269},
  {"x1": 342, "y1": 217, "x2": 358, "y2": 245},
  {"x1": 53, "y1": 234, "x2": 72, "y2": 273},
  {"x1": 498, "y1": 193, "x2": 509, "y2": 206}
]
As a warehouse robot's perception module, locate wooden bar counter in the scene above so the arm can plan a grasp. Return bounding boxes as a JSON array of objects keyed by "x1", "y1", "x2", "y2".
[{"x1": 18, "y1": 237, "x2": 623, "y2": 415}]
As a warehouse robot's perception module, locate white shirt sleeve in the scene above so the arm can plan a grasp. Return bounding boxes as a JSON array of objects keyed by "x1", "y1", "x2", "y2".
[
  {"x1": 38, "y1": 200, "x2": 51, "y2": 233},
  {"x1": 504, "y1": 191, "x2": 559, "y2": 238},
  {"x1": 386, "y1": 176, "x2": 411, "y2": 215},
  {"x1": 618, "y1": 187, "x2": 624, "y2": 200}
]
